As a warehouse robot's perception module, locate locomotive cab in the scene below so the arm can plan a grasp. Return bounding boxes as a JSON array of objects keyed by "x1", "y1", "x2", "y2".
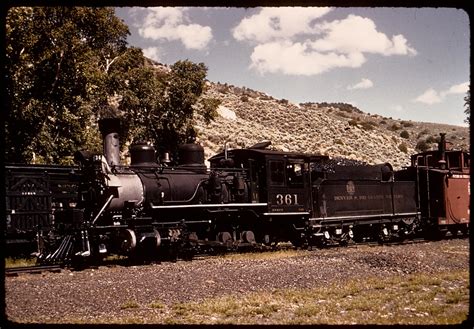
[
  {"x1": 210, "y1": 148, "x2": 328, "y2": 215},
  {"x1": 209, "y1": 147, "x2": 328, "y2": 246}
]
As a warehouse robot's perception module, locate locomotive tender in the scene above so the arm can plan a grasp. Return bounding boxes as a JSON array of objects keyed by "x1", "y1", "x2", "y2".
[{"x1": 32, "y1": 118, "x2": 468, "y2": 264}]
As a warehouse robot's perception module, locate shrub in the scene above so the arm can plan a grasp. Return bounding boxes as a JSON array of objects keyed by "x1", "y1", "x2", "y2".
[
  {"x1": 240, "y1": 95, "x2": 249, "y2": 102},
  {"x1": 425, "y1": 135, "x2": 436, "y2": 144},
  {"x1": 416, "y1": 140, "x2": 430, "y2": 152},
  {"x1": 336, "y1": 112, "x2": 349, "y2": 118},
  {"x1": 400, "y1": 130, "x2": 410, "y2": 139},
  {"x1": 361, "y1": 121, "x2": 376, "y2": 131},
  {"x1": 348, "y1": 119, "x2": 359, "y2": 126},
  {"x1": 334, "y1": 139, "x2": 344, "y2": 145},
  {"x1": 398, "y1": 143, "x2": 408, "y2": 153},
  {"x1": 417, "y1": 129, "x2": 430, "y2": 138},
  {"x1": 389, "y1": 123, "x2": 401, "y2": 131},
  {"x1": 380, "y1": 120, "x2": 387, "y2": 125},
  {"x1": 401, "y1": 121, "x2": 414, "y2": 127}
]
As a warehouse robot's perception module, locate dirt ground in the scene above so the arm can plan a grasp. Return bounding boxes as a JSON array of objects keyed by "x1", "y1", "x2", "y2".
[{"x1": 4, "y1": 238, "x2": 470, "y2": 324}]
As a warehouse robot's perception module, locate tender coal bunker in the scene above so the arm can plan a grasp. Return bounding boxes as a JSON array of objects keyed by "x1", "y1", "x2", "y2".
[{"x1": 311, "y1": 157, "x2": 368, "y2": 172}]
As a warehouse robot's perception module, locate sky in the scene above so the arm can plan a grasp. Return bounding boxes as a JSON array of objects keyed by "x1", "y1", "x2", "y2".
[{"x1": 115, "y1": 7, "x2": 470, "y2": 126}]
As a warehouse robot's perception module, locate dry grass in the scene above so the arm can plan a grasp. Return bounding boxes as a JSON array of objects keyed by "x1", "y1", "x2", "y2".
[
  {"x1": 221, "y1": 246, "x2": 305, "y2": 261},
  {"x1": 71, "y1": 270, "x2": 468, "y2": 325},
  {"x1": 159, "y1": 270, "x2": 469, "y2": 325},
  {"x1": 5, "y1": 257, "x2": 37, "y2": 268}
]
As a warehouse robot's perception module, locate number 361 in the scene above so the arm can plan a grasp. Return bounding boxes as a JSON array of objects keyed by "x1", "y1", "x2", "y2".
[{"x1": 276, "y1": 194, "x2": 299, "y2": 205}]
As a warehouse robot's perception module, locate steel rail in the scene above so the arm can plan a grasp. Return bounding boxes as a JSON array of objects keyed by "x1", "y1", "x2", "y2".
[{"x1": 5, "y1": 265, "x2": 62, "y2": 276}]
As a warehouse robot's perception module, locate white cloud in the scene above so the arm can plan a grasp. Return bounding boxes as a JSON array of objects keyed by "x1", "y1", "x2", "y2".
[
  {"x1": 142, "y1": 47, "x2": 161, "y2": 62},
  {"x1": 233, "y1": 9, "x2": 417, "y2": 76},
  {"x1": 250, "y1": 41, "x2": 365, "y2": 76},
  {"x1": 137, "y1": 8, "x2": 212, "y2": 50},
  {"x1": 312, "y1": 15, "x2": 417, "y2": 56},
  {"x1": 441, "y1": 81, "x2": 469, "y2": 96},
  {"x1": 414, "y1": 82, "x2": 469, "y2": 105},
  {"x1": 232, "y1": 7, "x2": 332, "y2": 43},
  {"x1": 414, "y1": 88, "x2": 443, "y2": 105},
  {"x1": 347, "y1": 78, "x2": 374, "y2": 90}
]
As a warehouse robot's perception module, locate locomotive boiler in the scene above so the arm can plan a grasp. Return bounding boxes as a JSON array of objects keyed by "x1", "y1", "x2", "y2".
[{"x1": 39, "y1": 118, "x2": 268, "y2": 263}]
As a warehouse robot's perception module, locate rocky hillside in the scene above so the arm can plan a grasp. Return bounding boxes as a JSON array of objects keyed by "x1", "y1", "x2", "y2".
[{"x1": 194, "y1": 82, "x2": 469, "y2": 169}]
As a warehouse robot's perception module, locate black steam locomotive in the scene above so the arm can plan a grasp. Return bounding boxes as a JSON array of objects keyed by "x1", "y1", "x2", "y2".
[{"x1": 23, "y1": 118, "x2": 469, "y2": 264}]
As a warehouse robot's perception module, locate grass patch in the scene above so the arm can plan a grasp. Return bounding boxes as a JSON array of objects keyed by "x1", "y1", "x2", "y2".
[
  {"x1": 150, "y1": 301, "x2": 166, "y2": 309},
  {"x1": 221, "y1": 248, "x2": 307, "y2": 261},
  {"x1": 120, "y1": 300, "x2": 140, "y2": 310},
  {"x1": 5, "y1": 257, "x2": 37, "y2": 268},
  {"x1": 152, "y1": 270, "x2": 468, "y2": 325}
]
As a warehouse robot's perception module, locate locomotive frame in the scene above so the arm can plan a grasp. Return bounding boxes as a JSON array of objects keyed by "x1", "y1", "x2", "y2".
[{"x1": 4, "y1": 119, "x2": 469, "y2": 265}]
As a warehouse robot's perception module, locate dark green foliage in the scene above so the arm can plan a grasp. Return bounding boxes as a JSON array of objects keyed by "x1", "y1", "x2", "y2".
[
  {"x1": 398, "y1": 143, "x2": 408, "y2": 153},
  {"x1": 360, "y1": 121, "x2": 376, "y2": 131},
  {"x1": 400, "y1": 130, "x2": 410, "y2": 139},
  {"x1": 6, "y1": 8, "x2": 220, "y2": 164},
  {"x1": 389, "y1": 123, "x2": 401, "y2": 131},
  {"x1": 416, "y1": 140, "x2": 430, "y2": 152},
  {"x1": 464, "y1": 89, "x2": 470, "y2": 124},
  {"x1": 317, "y1": 102, "x2": 362, "y2": 114},
  {"x1": 417, "y1": 129, "x2": 430, "y2": 139},
  {"x1": 5, "y1": 7, "x2": 129, "y2": 164},
  {"x1": 425, "y1": 135, "x2": 436, "y2": 144},
  {"x1": 120, "y1": 60, "x2": 220, "y2": 157}
]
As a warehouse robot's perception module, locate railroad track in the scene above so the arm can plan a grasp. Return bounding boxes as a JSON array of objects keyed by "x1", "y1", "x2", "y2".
[
  {"x1": 5, "y1": 264, "x2": 62, "y2": 276},
  {"x1": 6, "y1": 236, "x2": 467, "y2": 274}
]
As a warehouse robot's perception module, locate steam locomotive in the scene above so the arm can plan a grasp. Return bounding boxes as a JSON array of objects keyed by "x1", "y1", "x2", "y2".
[{"x1": 29, "y1": 118, "x2": 469, "y2": 265}]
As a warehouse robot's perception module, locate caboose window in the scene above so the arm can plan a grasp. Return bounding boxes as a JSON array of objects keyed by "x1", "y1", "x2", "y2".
[
  {"x1": 269, "y1": 160, "x2": 285, "y2": 186},
  {"x1": 463, "y1": 154, "x2": 470, "y2": 168},
  {"x1": 447, "y1": 153, "x2": 460, "y2": 169}
]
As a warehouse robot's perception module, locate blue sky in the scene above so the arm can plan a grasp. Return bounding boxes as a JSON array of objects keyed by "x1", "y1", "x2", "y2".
[{"x1": 115, "y1": 7, "x2": 469, "y2": 126}]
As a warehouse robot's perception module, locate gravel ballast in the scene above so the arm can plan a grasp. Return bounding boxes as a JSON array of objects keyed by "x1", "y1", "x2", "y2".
[{"x1": 5, "y1": 238, "x2": 469, "y2": 324}]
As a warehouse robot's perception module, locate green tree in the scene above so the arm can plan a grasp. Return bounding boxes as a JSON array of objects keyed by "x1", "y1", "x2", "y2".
[
  {"x1": 5, "y1": 7, "x2": 129, "y2": 164},
  {"x1": 6, "y1": 8, "x2": 220, "y2": 164},
  {"x1": 464, "y1": 89, "x2": 470, "y2": 125},
  {"x1": 119, "y1": 60, "x2": 220, "y2": 158}
]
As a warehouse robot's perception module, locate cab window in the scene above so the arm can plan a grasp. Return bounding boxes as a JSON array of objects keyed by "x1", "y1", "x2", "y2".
[
  {"x1": 269, "y1": 160, "x2": 285, "y2": 186},
  {"x1": 286, "y1": 162, "x2": 304, "y2": 186}
]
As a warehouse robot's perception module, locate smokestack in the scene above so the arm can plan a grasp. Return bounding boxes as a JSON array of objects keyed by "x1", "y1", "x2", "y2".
[
  {"x1": 438, "y1": 133, "x2": 446, "y2": 169},
  {"x1": 98, "y1": 118, "x2": 121, "y2": 167}
]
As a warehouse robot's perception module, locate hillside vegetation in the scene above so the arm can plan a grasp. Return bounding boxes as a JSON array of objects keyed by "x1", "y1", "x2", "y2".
[{"x1": 195, "y1": 82, "x2": 469, "y2": 169}]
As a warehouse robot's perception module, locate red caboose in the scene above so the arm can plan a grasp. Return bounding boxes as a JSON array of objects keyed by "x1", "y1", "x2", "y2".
[{"x1": 411, "y1": 133, "x2": 469, "y2": 237}]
